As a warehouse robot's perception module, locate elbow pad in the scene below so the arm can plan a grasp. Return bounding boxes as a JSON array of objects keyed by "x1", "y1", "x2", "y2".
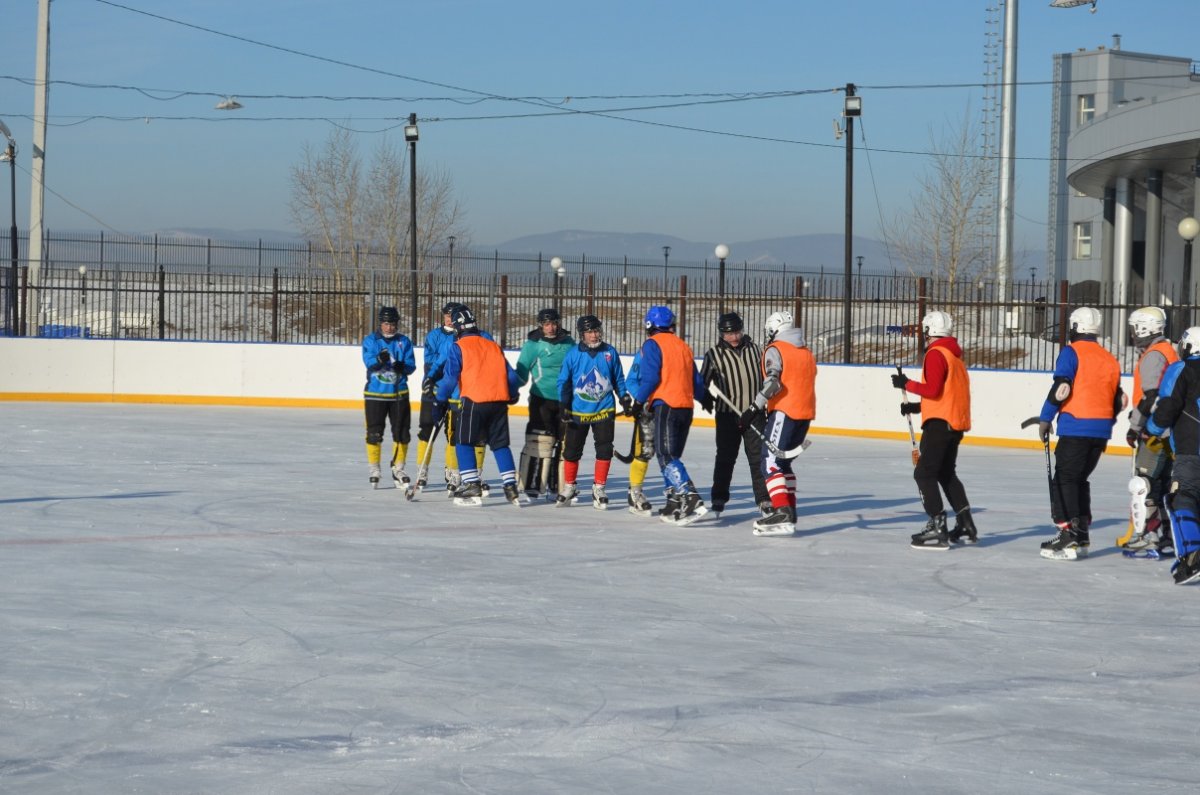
[
  {"x1": 1114, "y1": 388, "x2": 1129, "y2": 417},
  {"x1": 1047, "y1": 377, "x2": 1072, "y2": 406},
  {"x1": 1135, "y1": 389, "x2": 1157, "y2": 419}
]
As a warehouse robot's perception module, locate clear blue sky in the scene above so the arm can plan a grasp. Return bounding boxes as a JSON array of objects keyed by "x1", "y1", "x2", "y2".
[{"x1": 0, "y1": 0, "x2": 1196, "y2": 251}]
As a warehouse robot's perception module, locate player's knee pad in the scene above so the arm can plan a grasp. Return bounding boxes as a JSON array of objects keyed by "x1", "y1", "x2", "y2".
[
  {"x1": 594, "y1": 440, "x2": 614, "y2": 460},
  {"x1": 365, "y1": 429, "x2": 384, "y2": 445}
]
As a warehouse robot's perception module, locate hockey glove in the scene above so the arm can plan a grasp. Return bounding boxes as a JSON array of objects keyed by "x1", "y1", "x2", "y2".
[
  {"x1": 739, "y1": 406, "x2": 761, "y2": 429},
  {"x1": 890, "y1": 372, "x2": 909, "y2": 390},
  {"x1": 1038, "y1": 420, "x2": 1053, "y2": 442},
  {"x1": 431, "y1": 401, "x2": 448, "y2": 426},
  {"x1": 619, "y1": 393, "x2": 634, "y2": 415},
  {"x1": 1126, "y1": 428, "x2": 1140, "y2": 449},
  {"x1": 900, "y1": 402, "x2": 921, "y2": 416},
  {"x1": 421, "y1": 377, "x2": 437, "y2": 397},
  {"x1": 376, "y1": 350, "x2": 391, "y2": 366},
  {"x1": 698, "y1": 392, "x2": 715, "y2": 413}
]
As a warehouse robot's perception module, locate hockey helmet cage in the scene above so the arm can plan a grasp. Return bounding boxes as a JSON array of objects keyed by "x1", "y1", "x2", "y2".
[
  {"x1": 1128, "y1": 306, "x2": 1167, "y2": 342},
  {"x1": 717, "y1": 312, "x2": 744, "y2": 333},
  {"x1": 576, "y1": 314, "x2": 602, "y2": 334},
  {"x1": 922, "y1": 310, "x2": 953, "y2": 338},
  {"x1": 377, "y1": 305, "x2": 400, "y2": 324},
  {"x1": 644, "y1": 305, "x2": 676, "y2": 331},
  {"x1": 764, "y1": 310, "x2": 794, "y2": 339},
  {"x1": 536, "y1": 307, "x2": 561, "y2": 325},
  {"x1": 450, "y1": 305, "x2": 477, "y2": 332},
  {"x1": 1179, "y1": 327, "x2": 1200, "y2": 358},
  {"x1": 441, "y1": 301, "x2": 465, "y2": 317},
  {"x1": 1069, "y1": 307, "x2": 1103, "y2": 336}
]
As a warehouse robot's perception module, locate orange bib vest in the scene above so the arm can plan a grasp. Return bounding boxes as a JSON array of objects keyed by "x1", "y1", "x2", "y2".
[
  {"x1": 647, "y1": 333, "x2": 697, "y2": 409},
  {"x1": 457, "y1": 335, "x2": 510, "y2": 403},
  {"x1": 1133, "y1": 339, "x2": 1179, "y2": 405},
  {"x1": 1061, "y1": 340, "x2": 1120, "y2": 420},
  {"x1": 920, "y1": 346, "x2": 971, "y2": 432},
  {"x1": 763, "y1": 341, "x2": 817, "y2": 420}
]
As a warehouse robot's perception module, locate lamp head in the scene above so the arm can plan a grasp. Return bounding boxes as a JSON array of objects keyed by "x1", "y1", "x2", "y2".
[
  {"x1": 1180, "y1": 217, "x2": 1200, "y2": 243},
  {"x1": 714, "y1": 244, "x2": 730, "y2": 260},
  {"x1": 404, "y1": 122, "x2": 419, "y2": 143}
]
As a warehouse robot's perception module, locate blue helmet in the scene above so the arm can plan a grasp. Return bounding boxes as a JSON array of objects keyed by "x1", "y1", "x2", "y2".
[{"x1": 644, "y1": 305, "x2": 676, "y2": 332}]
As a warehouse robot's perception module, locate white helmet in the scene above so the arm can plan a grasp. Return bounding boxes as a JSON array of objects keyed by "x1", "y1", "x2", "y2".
[
  {"x1": 1179, "y1": 327, "x2": 1200, "y2": 358},
  {"x1": 922, "y1": 310, "x2": 953, "y2": 338},
  {"x1": 764, "y1": 310, "x2": 794, "y2": 340},
  {"x1": 1128, "y1": 306, "x2": 1167, "y2": 343},
  {"x1": 1069, "y1": 307, "x2": 1103, "y2": 336}
]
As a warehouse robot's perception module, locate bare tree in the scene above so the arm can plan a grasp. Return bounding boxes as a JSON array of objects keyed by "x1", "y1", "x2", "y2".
[
  {"x1": 289, "y1": 128, "x2": 469, "y2": 338},
  {"x1": 887, "y1": 111, "x2": 993, "y2": 284}
]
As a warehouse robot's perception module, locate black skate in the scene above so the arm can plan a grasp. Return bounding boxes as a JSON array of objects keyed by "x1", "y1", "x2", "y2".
[
  {"x1": 948, "y1": 510, "x2": 978, "y2": 544},
  {"x1": 753, "y1": 505, "x2": 796, "y2": 537},
  {"x1": 911, "y1": 514, "x2": 950, "y2": 550},
  {"x1": 1040, "y1": 519, "x2": 1089, "y2": 560}
]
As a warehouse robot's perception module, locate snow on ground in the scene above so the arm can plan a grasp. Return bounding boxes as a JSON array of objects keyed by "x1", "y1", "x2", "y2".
[{"x1": 1, "y1": 403, "x2": 1196, "y2": 794}]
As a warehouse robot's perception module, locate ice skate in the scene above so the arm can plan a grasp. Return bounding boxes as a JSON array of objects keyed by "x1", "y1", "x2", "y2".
[
  {"x1": 592, "y1": 483, "x2": 609, "y2": 510},
  {"x1": 627, "y1": 487, "x2": 653, "y2": 517},
  {"x1": 502, "y1": 482, "x2": 526, "y2": 506},
  {"x1": 658, "y1": 491, "x2": 682, "y2": 523},
  {"x1": 669, "y1": 490, "x2": 708, "y2": 527},
  {"x1": 947, "y1": 511, "x2": 978, "y2": 545},
  {"x1": 753, "y1": 505, "x2": 796, "y2": 537},
  {"x1": 369, "y1": 463, "x2": 382, "y2": 487},
  {"x1": 1173, "y1": 551, "x2": 1200, "y2": 585},
  {"x1": 555, "y1": 482, "x2": 579, "y2": 508},
  {"x1": 391, "y1": 465, "x2": 410, "y2": 488},
  {"x1": 1040, "y1": 519, "x2": 1089, "y2": 560},
  {"x1": 911, "y1": 513, "x2": 950, "y2": 550},
  {"x1": 452, "y1": 481, "x2": 484, "y2": 507},
  {"x1": 758, "y1": 500, "x2": 774, "y2": 518},
  {"x1": 480, "y1": 481, "x2": 491, "y2": 498}
]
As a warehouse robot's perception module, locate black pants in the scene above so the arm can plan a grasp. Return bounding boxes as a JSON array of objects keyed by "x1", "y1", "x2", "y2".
[
  {"x1": 526, "y1": 394, "x2": 563, "y2": 439},
  {"x1": 563, "y1": 416, "x2": 615, "y2": 462},
  {"x1": 712, "y1": 411, "x2": 768, "y2": 507},
  {"x1": 417, "y1": 394, "x2": 438, "y2": 442},
  {"x1": 365, "y1": 398, "x2": 410, "y2": 445},
  {"x1": 914, "y1": 419, "x2": 968, "y2": 518},
  {"x1": 1051, "y1": 435, "x2": 1107, "y2": 525}
]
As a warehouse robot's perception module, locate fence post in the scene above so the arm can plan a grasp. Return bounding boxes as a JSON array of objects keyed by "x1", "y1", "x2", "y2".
[
  {"x1": 917, "y1": 276, "x2": 928, "y2": 360},
  {"x1": 157, "y1": 264, "x2": 165, "y2": 340},
  {"x1": 792, "y1": 276, "x2": 804, "y2": 331},
  {"x1": 424, "y1": 272, "x2": 434, "y2": 342},
  {"x1": 271, "y1": 267, "x2": 280, "y2": 343},
  {"x1": 586, "y1": 273, "x2": 595, "y2": 317},
  {"x1": 110, "y1": 264, "x2": 119, "y2": 339},
  {"x1": 499, "y1": 273, "x2": 509, "y2": 348},
  {"x1": 1058, "y1": 279, "x2": 1070, "y2": 346},
  {"x1": 678, "y1": 274, "x2": 688, "y2": 342}
]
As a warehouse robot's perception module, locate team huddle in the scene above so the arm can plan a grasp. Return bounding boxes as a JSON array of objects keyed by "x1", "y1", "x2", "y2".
[
  {"x1": 360, "y1": 302, "x2": 815, "y2": 535},
  {"x1": 359, "y1": 300, "x2": 1200, "y2": 583}
]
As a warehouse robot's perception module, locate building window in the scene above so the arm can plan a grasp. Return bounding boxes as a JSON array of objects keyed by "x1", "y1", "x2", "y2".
[
  {"x1": 1073, "y1": 222, "x2": 1093, "y2": 259},
  {"x1": 1077, "y1": 94, "x2": 1095, "y2": 124}
]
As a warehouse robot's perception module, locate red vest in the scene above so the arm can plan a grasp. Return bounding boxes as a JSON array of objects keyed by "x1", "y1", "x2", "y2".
[
  {"x1": 1062, "y1": 340, "x2": 1120, "y2": 420},
  {"x1": 647, "y1": 333, "x2": 697, "y2": 409},
  {"x1": 921, "y1": 346, "x2": 971, "y2": 432},
  {"x1": 457, "y1": 335, "x2": 510, "y2": 403},
  {"x1": 763, "y1": 341, "x2": 817, "y2": 420}
]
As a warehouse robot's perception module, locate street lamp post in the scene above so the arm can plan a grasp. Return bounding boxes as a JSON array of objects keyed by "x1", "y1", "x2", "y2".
[
  {"x1": 662, "y1": 245, "x2": 671, "y2": 291},
  {"x1": 0, "y1": 120, "x2": 17, "y2": 336},
  {"x1": 841, "y1": 84, "x2": 861, "y2": 364},
  {"x1": 78, "y1": 265, "x2": 87, "y2": 332},
  {"x1": 448, "y1": 235, "x2": 455, "y2": 272},
  {"x1": 1181, "y1": 217, "x2": 1199, "y2": 326},
  {"x1": 551, "y1": 256, "x2": 563, "y2": 311},
  {"x1": 715, "y1": 244, "x2": 730, "y2": 314},
  {"x1": 404, "y1": 114, "x2": 419, "y2": 339}
]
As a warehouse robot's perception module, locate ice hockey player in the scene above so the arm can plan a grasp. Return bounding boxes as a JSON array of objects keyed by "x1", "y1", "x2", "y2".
[
  {"x1": 433, "y1": 306, "x2": 522, "y2": 507},
  {"x1": 629, "y1": 305, "x2": 708, "y2": 525},
  {"x1": 1121, "y1": 306, "x2": 1179, "y2": 556},
  {"x1": 740, "y1": 311, "x2": 816, "y2": 537},
  {"x1": 554, "y1": 315, "x2": 627, "y2": 509},
  {"x1": 700, "y1": 312, "x2": 770, "y2": 516},
  {"x1": 1145, "y1": 326, "x2": 1200, "y2": 584},
  {"x1": 621, "y1": 345, "x2": 656, "y2": 517},
  {"x1": 416, "y1": 302, "x2": 464, "y2": 492},
  {"x1": 891, "y1": 310, "x2": 975, "y2": 550},
  {"x1": 424, "y1": 303, "x2": 492, "y2": 498},
  {"x1": 515, "y1": 308, "x2": 574, "y2": 500},
  {"x1": 1036, "y1": 306, "x2": 1125, "y2": 560},
  {"x1": 361, "y1": 306, "x2": 417, "y2": 487}
]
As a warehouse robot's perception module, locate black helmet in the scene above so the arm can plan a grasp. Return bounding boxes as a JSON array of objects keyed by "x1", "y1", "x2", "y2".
[
  {"x1": 717, "y1": 312, "x2": 743, "y2": 333},
  {"x1": 378, "y1": 306, "x2": 400, "y2": 324},
  {"x1": 441, "y1": 301, "x2": 465, "y2": 316},
  {"x1": 576, "y1": 314, "x2": 602, "y2": 335},
  {"x1": 536, "y1": 307, "x2": 561, "y2": 324},
  {"x1": 450, "y1": 305, "x2": 477, "y2": 332}
]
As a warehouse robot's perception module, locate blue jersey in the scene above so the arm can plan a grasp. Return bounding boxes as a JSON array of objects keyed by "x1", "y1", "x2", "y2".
[
  {"x1": 423, "y1": 326, "x2": 458, "y2": 379},
  {"x1": 362, "y1": 331, "x2": 417, "y2": 400},
  {"x1": 557, "y1": 342, "x2": 627, "y2": 423}
]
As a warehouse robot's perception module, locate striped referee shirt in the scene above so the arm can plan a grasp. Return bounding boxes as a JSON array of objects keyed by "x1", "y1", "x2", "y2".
[{"x1": 701, "y1": 335, "x2": 764, "y2": 414}]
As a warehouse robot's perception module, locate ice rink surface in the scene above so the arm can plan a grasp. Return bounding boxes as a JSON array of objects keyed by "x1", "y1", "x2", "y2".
[{"x1": 2, "y1": 403, "x2": 1197, "y2": 794}]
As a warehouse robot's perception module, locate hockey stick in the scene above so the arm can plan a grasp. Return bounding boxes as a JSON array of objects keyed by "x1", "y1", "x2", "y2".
[
  {"x1": 407, "y1": 412, "x2": 445, "y2": 501},
  {"x1": 896, "y1": 365, "x2": 919, "y2": 466},
  {"x1": 1117, "y1": 452, "x2": 1139, "y2": 548},
  {"x1": 613, "y1": 414, "x2": 640, "y2": 464},
  {"x1": 708, "y1": 383, "x2": 812, "y2": 459},
  {"x1": 1022, "y1": 416, "x2": 1063, "y2": 526}
]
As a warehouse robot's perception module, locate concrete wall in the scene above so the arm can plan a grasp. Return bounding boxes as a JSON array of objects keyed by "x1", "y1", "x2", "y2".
[{"x1": 0, "y1": 337, "x2": 1134, "y2": 452}]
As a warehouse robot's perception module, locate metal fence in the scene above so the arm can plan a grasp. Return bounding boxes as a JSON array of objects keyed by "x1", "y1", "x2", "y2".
[{"x1": 2, "y1": 231, "x2": 1194, "y2": 371}]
